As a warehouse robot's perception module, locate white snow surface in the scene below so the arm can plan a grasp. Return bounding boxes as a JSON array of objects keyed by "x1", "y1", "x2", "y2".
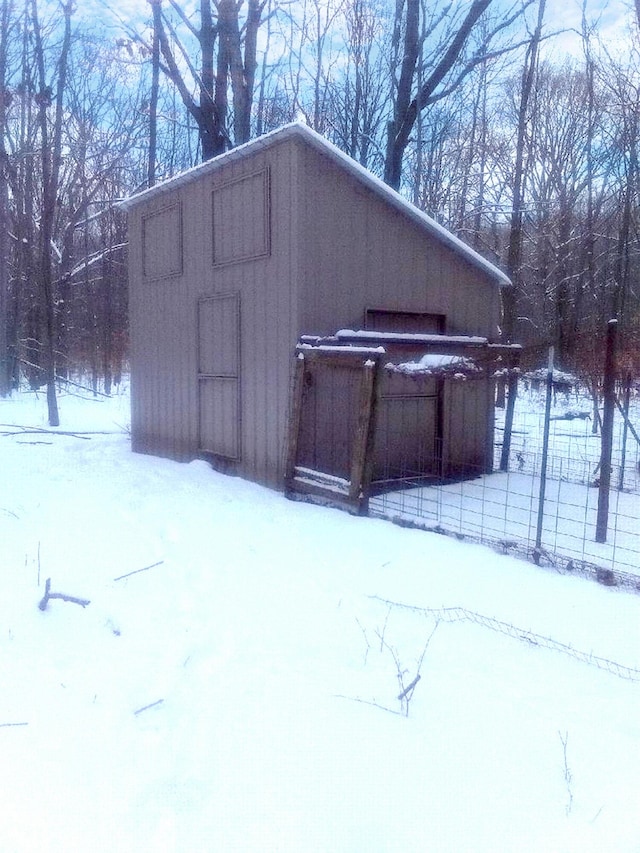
[
  {"x1": 386, "y1": 353, "x2": 478, "y2": 375},
  {"x1": 2, "y1": 385, "x2": 640, "y2": 852}
]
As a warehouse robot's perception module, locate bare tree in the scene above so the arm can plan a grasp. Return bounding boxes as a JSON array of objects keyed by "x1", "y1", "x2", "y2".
[
  {"x1": 148, "y1": 0, "x2": 160, "y2": 187},
  {"x1": 383, "y1": 0, "x2": 534, "y2": 190},
  {"x1": 146, "y1": 0, "x2": 266, "y2": 161},
  {"x1": 501, "y1": 0, "x2": 546, "y2": 351}
]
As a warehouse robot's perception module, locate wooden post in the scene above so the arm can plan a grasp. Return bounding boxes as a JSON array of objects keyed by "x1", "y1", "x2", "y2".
[
  {"x1": 349, "y1": 357, "x2": 380, "y2": 512},
  {"x1": 283, "y1": 352, "x2": 306, "y2": 491},
  {"x1": 534, "y1": 346, "x2": 554, "y2": 561},
  {"x1": 596, "y1": 319, "x2": 617, "y2": 543},
  {"x1": 353, "y1": 357, "x2": 381, "y2": 514}
]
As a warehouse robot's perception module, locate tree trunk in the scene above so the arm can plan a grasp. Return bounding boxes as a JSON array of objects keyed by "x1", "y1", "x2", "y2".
[
  {"x1": 384, "y1": 0, "x2": 493, "y2": 190},
  {"x1": 32, "y1": 0, "x2": 74, "y2": 425},
  {"x1": 148, "y1": 0, "x2": 160, "y2": 187},
  {"x1": 0, "y1": 0, "x2": 10, "y2": 396},
  {"x1": 503, "y1": 0, "x2": 546, "y2": 346}
]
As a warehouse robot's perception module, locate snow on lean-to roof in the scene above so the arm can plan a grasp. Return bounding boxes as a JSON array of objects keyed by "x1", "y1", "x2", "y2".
[{"x1": 120, "y1": 122, "x2": 511, "y2": 288}]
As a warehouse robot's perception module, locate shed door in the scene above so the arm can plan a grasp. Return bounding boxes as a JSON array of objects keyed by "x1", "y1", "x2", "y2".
[
  {"x1": 373, "y1": 373, "x2": 440, "y2": 486},
  {"x1": 198, "y1": 293, "x2": 241, "y2": 459},
  {"x1": 365, "y1": 311, "x2": 444, "y2": 487}
]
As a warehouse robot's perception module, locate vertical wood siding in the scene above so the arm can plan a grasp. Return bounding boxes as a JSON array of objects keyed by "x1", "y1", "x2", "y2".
[
  {"x1": 294, "y1": 140, "x2": 500, "y2": 476},
  {"x1": 128, "y1": 138, "x2": 301, "y2": 486},
  {"x1": 295, "y1": 141, "x2": 498, "y2": 339}
]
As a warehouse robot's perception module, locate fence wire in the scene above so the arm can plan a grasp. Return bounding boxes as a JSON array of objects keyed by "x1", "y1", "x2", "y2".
[
  {"x1": 371, "y1": 596, "x2": 640, "y2": 683},
  {"x1": 369, "y1": 381, "x2": 640, "y2": 583}
]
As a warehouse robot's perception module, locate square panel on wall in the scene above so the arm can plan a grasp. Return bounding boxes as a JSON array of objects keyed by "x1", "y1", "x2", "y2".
[{"x1": 212, "y1": 169, "x2": 270, "y2": 266}]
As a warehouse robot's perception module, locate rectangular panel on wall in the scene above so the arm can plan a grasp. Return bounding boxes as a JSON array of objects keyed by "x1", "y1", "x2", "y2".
[
  {"x1": 365, "y1": 308, "x2": 446, "y2": 334},
  {"x1": 212, "y1": 169, "x2": 270, "y2": 266},
  {"x1": 198, "y1": 293, "x2": 241, "y2": 460},
  {"x1": 142, "y1": 202, "x2": 182, "y2": 279}
]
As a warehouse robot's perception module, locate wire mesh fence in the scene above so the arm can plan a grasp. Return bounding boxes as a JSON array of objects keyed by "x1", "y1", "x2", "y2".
[
  {"x1": 370, "y1": 596, "x2": 640, "y2": 682},
  {"x1": 369, "y1": 385, "x2": 640, "y2": 585},
  {"x1": 286, "y1": 338, "x2": 639, "y2": 585}
]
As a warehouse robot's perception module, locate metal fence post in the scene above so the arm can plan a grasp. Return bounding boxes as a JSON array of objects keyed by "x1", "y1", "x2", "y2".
[
  {"x1": 596, "y1": 319, "x2": 617, "y2": 542},
  {"x1": 534, "y1": 346, "x2": 554, "y2": 562},
  {"x1": 618, "y1": 371, "x2": 631, "y2": 492}
]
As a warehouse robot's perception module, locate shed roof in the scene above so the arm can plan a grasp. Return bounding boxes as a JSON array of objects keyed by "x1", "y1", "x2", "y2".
[{"x1": 121, "y1": 122, "x2": 511, "y2": 287}]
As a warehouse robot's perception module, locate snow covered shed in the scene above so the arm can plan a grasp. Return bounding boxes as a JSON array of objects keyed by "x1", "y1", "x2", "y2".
[{"x1": 122, "y1": 122, "x2": 510, "y2": 489}]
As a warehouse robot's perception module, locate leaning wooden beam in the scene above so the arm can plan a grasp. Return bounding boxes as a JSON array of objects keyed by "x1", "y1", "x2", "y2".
[{"x1": 284, "y1": 352, "x2": 307, "y2": 491}]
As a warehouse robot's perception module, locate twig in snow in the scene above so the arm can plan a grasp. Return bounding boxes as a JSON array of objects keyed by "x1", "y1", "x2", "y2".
[
  {"x1": 383, "y1": 621, "x2": 439, "y2": 716},
  {"x1": 0, "y1": 722, "x2": 29, "y2": 728},
  {"x1": 134, "y1": 699, "x2": 164, "y2": 716},
  {"x1": 397, "y1": 673, "x2": 421, "y2": 701},
  {"x1": 38, "y1": 577, "x2": 91, "y2": 611},
  {"x1": 354, "y1": 617, "x2": 371, "y2": 665},
  {"x1": 334, "y1": 694, "x2": 403, "y2": 716},
  {"x1": 590, "y1": 806, "x2": 604, "y2": 824},
  {"x1": 0, "y1": 423, "x2": 122, "y2": 438},
  {"x1": 114, "y1": 560, "x2": 164, "y2": 581},
  {"x1": 377, "y1": 604, "x2": 392, "y2": 652},
  {"x1": 559, "y1": 730, "x2": 573, "y2": 815}
]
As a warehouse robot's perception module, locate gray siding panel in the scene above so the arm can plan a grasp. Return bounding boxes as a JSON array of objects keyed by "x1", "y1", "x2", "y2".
[
  {"x1": 129, "y1": 139, "x2": 301, "y2": 484},
  {"x1": 198, "y1": 294, "x2": 240, "y2": 376},
  {"x1": 198, "y1": 294, "x2": 241, "y2": 459},
  {"x1": 295, "y1": 142, "x2": 498, "y2": 340},
  {"x1": 212, "y1": 169, "x2": 270, "y2": 265},
  {"x1": 142, "y1": 202, "x2": 182, "y2": 280},
  {"x1": 199, "y1": 378, "x2": 240, "y2": 458}
]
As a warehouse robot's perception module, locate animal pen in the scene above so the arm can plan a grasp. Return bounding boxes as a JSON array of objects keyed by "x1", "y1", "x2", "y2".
[
  {"x1": 285, "y1": 334, "x2": 640, "y2": 587},
  {"x1": 285, "y1": 330, "x2": 518, "y2": 512}
]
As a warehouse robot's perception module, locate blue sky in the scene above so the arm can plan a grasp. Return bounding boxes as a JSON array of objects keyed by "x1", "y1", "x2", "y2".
[
  {"x1": 543, "y1": 0, "x2": 634, "y2": 53},
  {"x1": 47, "y1": 0, "x2": 636, "y2": 63}
]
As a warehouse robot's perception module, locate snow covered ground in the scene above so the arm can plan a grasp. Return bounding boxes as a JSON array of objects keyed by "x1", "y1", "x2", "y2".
[{"x1": 2, "y1": 384, "x2": 640, "y2": 852}]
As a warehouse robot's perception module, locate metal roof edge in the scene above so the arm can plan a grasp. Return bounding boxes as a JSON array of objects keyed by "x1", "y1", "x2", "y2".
[{"x1": 120, "y1": 121, "x2": 511, "y2": 287}]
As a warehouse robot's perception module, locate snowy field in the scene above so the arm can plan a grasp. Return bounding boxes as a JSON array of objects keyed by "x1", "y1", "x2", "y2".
[{"x1": 2, "y1": 383, "x2": 640, "y2": 852}]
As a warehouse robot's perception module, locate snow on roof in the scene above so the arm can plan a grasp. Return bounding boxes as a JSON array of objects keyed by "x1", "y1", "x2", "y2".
[
  {"x1": 335, "y1": 329, "x2": 489, "y2": 345},
  {"x1": 386, "y1": 353, "x2": 481, "y2": 378},
  {"x1": 120, "y1": 122, "x2": 511, "y2": 288}
]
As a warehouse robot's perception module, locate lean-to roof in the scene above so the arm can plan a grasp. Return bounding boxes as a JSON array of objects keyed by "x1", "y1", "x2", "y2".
[{"x1": 121, "y1": 122, "x2": 511, "y2": 287}]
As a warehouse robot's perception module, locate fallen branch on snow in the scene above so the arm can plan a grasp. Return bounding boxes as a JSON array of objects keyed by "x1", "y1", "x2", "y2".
[
  {"x1": 114, "y1": 560, "x2": 164, "y2": 581},
  {"x1": 0, "y1": 423, "x2": 124, "y2": 438},
  {"x1": 38, "y1": 577, "x2": 90, "y2": 611},
  {"x1": 134, "y1": 699, "x2": 164, "y2": 716}
]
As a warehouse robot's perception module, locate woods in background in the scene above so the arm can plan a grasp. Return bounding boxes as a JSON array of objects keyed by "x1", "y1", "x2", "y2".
[{"x1": 0, "y1": 0, "x2": 639, "y2": 421}]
